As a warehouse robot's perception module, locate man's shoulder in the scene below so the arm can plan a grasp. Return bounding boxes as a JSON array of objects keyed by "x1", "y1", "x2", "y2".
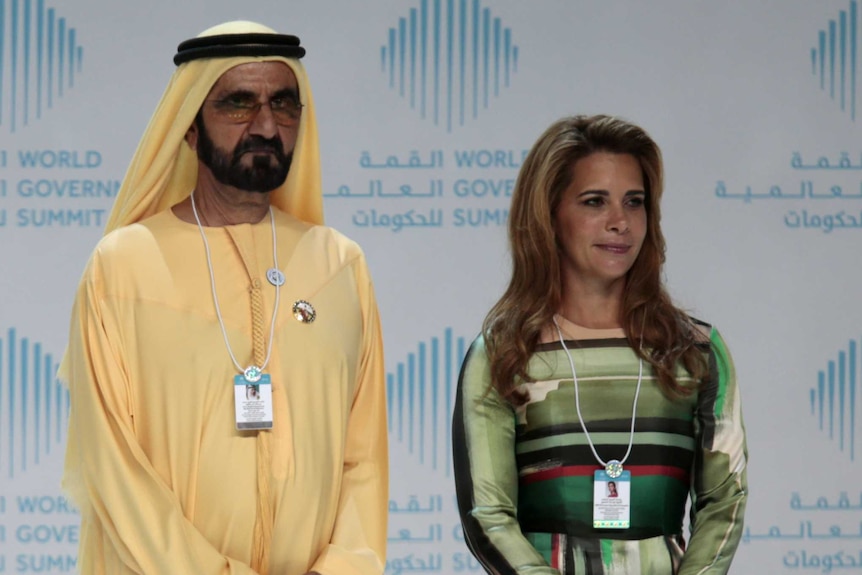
[
  {"x1": 93, "y1": 210, "x2": 177, "y2": 262},
  {"x1": 310, "y1": 224, "x2": 363, "y2": 252},
  {"x1": 273, "y1": 214, "x2": 375, "y2": 296},
  {"x1": 289, "y1": 218, "x2": 367, "y2": 264}
]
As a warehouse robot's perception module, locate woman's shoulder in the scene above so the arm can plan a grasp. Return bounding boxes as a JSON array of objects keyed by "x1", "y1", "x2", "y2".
[
  {"x1": 464, "y1": 332, "x2": 490, "y2": 364},
  {"x1": 687, "y1": 315, "x2": 717, "y2": 345}
]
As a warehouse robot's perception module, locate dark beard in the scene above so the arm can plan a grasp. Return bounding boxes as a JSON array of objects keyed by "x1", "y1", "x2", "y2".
[{"x1": 195, "y1": 117, "x2": 292, "y2": 193}]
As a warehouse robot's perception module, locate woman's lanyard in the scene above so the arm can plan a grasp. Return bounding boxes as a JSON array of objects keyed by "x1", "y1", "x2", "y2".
[{"x1": 552, "y1": 315, "x2": 643, "y2": 479}]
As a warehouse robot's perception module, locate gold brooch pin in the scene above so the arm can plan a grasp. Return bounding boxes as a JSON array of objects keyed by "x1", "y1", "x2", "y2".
[{"x1": 292, "y1": 300, "x2": 316, "y2": 323}]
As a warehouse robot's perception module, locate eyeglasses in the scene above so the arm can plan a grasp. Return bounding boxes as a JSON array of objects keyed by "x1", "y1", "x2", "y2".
[{"x1": 206, "y1": 96, "x2": 304, "y2": 126}]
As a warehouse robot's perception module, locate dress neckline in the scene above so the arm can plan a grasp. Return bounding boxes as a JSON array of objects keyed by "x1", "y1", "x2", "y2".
[{"x1": 545, "y1": 313, "x2": 626, "y2": 343}]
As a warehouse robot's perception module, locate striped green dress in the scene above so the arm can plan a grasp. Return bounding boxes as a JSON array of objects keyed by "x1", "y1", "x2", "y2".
[{"x1": 452, "y1": 317, "x2": 747, "y2": 575}]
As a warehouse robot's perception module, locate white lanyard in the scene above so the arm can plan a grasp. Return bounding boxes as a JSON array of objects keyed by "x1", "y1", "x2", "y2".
[
  {"x1": 191, "y1": 191, "x2": 281, "y2": 383},
  {"x1": 552, "y1": 315, "x2": 642, "y2": 478}
]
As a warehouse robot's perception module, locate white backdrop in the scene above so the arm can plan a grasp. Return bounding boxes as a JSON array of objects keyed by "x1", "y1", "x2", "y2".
[{"x1": 1, "y1": 1, "x2": 861, "y2": 573}]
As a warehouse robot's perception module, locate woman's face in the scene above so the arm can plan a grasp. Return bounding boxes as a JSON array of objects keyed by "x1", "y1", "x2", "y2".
[{"x1": 554, "y1": 152, "x2": 647, "y2": 295}]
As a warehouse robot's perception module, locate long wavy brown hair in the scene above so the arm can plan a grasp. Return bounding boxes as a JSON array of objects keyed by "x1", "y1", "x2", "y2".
[{"x1": 483, "y1": 115, "x2": 708, "y2": 405}]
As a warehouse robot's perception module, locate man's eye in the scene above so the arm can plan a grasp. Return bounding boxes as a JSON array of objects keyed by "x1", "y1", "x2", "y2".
[
  {"x1": 224, "y1": 97, "x2": 254, "y2": 108},
  {"x1": 271, "y1": 98, "x2": 298, "y2": 110}
]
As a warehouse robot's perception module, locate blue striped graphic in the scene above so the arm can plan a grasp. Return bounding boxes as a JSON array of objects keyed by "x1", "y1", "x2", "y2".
[
  {"x1": 0, "y1": 0, "x2": 84, "y2": 132},
  {"x1": 810, "y1": 1, "x2": 862, "y2": 120},
  {"x1": 380, "y1": 0, "x2": 518, "y2": 131},
  {"x1": 386, "y1": 328, "x2": 467, "y2": 476},
  {"x1": 1, "y1": 327, "x2": 69, "y2": 478},
  {"x1": 810, "y1": 339, "x2": 859, "y2": 461}
]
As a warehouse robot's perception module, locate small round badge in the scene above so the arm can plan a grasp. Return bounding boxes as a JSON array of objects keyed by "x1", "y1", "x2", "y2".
[
  {"x1": 244, "y1": 365, "x2": 263, "y2": 383},
  {"x1": 605, "y1": 460, "x2": 623, "y2": 479},
  {"x1": 266, "y1": 268, "x2": 285, "y2": 287},
  {"x1": 292, "y1": 300, "x2": 316, "y2": 323}
]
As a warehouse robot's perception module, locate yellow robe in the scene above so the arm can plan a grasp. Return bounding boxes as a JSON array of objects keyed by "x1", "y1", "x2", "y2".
[{"x1": 63, "y1": 207, "x2": 387, "y2": 575}]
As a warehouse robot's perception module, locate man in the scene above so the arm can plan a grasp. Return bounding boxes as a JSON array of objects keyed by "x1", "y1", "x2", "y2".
[{"x1": 61, "y1": 21, "x2": 387, "y2": 575}]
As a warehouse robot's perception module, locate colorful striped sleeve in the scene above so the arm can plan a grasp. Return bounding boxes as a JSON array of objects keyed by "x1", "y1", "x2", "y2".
[
  {"x1": 452, "y1": 336, "x2": 561, "y2": 575},
  {"x1": 678, "y1": 327, "x2": 748, "y2": 575}
]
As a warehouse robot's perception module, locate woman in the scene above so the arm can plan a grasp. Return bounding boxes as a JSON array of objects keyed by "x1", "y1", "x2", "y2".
[{"x1": 452, "y1": 115, "x2": 747, "y2": 575}]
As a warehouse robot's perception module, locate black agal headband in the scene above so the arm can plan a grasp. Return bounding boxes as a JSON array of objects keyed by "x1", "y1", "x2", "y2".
[{"x1": 173, "y1": 33, "x2": 306, "y2": 66}]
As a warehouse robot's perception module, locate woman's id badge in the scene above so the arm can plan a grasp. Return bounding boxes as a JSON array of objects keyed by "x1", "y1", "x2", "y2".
[
  {"x1": 593, "y1": 469, "x2": 631, "y2": 529},
  {"x1": 234, "y1": 374, "x2": 273, "y2": 430}
]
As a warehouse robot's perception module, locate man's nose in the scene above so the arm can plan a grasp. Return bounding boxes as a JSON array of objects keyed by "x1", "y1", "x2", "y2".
[{"x1": 247, "y1": 102, "x2": 279, "y2": 138}]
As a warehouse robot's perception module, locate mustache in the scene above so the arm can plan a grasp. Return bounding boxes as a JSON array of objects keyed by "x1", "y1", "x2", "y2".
[{"x1": 233, "y1": 136, "x2": 284, "y2": 158}]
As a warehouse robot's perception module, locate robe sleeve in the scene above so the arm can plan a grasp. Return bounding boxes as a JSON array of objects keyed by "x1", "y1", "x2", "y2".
[
  {"x1": 309, "y1": 255, "x2": 388, "y2": 575},
  {"x1": 452, "y1": 337, "x2": 560, "y2": 575},
  {"x1": 62, "y1": 249, "x2": 259, "y2": 575},
  {"x1": 678, "y1": 327, "x2": 748, "y2": 575}
]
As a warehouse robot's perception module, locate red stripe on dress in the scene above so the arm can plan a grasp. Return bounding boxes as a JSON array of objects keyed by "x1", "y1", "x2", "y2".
[
  {"x1": 627, "y1": 465, "x2": 689, "y2": 483},
  {"x1": 551, "y1": 533, "x2": 561, "y2": 569},
  {"x1": 521, "y1": 465, "x2": 599, "y2": 484},
  {"x1": 521, "y1": 464, "x2": 688, "y2": 485}
]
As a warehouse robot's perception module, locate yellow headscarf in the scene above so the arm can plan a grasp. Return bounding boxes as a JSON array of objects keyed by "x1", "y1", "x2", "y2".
[{"x1": 104, "y1": 19, "x2": 323, "y2": 233}]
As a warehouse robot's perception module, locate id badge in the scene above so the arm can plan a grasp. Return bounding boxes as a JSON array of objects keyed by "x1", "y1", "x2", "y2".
[
  {"x1": 593, "y1": 469, "x2": 631, "y2": 529},
  {"x1": 234, "y1": 374, "x2": 273, "y2": 430}
]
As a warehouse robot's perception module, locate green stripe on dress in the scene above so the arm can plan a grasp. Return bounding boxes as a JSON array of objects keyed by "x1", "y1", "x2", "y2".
[
  {"x1": 516, "y1": 431, "x2": 696, "y2": 454},
  {"x1": 709, "y1": 328, "x2": 730, "y2": 418}
]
